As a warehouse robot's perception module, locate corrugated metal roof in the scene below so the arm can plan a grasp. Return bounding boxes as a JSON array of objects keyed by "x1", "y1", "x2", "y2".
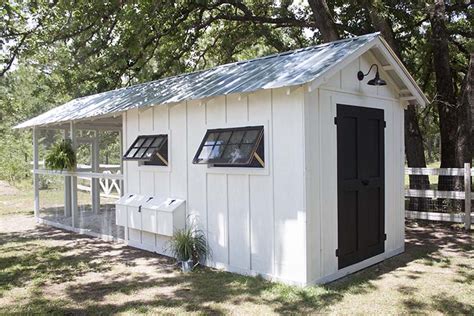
[{"x1": 16, "y1": 33, "x2": 380, "y2": 129}]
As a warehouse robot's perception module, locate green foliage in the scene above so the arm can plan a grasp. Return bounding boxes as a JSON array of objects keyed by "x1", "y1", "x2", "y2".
[
  {"x1": 44, "y1": 140, "x2": 76, "y2": 171},
  {"x1": 168, "y1": 224, "x2": 209, "y2": 263},
  {"x1": 0, "y1": 0, "x2": 471, "y2": 172},
  {"x1": 0, "y1": 64, "x2": 71, "y2": 183}
]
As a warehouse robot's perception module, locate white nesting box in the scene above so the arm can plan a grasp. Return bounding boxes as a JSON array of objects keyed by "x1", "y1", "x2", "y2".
[
  {"x1": 115, "y1": 194, "x2": 148, "y2": 227},
  {"x1": 142, "y1": 198, "x2": 186, "y2": 236},
  {"x1": 115, "y1": 194, "x2": 186, "y2": 237}
]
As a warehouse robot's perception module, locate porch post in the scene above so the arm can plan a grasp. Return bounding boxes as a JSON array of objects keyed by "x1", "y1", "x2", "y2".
[
  {"x1": 91, "y1": 130, "x2": 100, "y2": 213},
  {"x1": 64, "y1": 128, "x2": 72, "y2": 217},
  {"x1": 32, "y1": 127, "x2": 40, "y2": 219},
  {"x1": 119, "y1": 129, "x2": 124, "y2": 196},
  {"x1": 70, "y1": 122, "x2": 78, "y2": 228}
]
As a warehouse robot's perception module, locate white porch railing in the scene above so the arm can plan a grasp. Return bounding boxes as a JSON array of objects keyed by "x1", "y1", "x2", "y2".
[
  {"x1": 78, "y1": 170, "x2": 122, "y2": 198},
  {"x1": 34, "y1": 165, "x2": 123, "y2": 199},
  {"x1": 405, "y1": 162, "x2": 472, "y2": 229}
]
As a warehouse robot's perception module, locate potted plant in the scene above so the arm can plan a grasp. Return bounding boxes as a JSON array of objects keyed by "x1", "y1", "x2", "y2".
[
  {"x1": 168, "y1": 224, "x2": 208, "y2": 272},
  {"x1": 44, "y1": 139, "x2": 77, "y2": 171}
]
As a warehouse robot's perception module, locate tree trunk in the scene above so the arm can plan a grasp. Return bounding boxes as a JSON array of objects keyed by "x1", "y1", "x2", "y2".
[
  {"x1": 307, "y1": 0, "x2": 339, "y2": 42},
  {"x1": 358, "y1": 0, "x2": 401, "y2": 57},
  {"x1": 430, "y1": 0, "x2": 468, "y2": 191},
  {"x1": 405, "y1": 104, "x2": 431, "y2": 210},
  {"x1": 460, "y1": 53, "x2": 473, "y2": 163},
  {"x1": 360, "y1": 0, "x2": 430, "y2": 210}
]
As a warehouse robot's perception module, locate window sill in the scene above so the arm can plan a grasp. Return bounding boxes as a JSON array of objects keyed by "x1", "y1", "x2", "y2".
[{"x1": 202, "y1": 164, "x2": 270, "y2": 176}]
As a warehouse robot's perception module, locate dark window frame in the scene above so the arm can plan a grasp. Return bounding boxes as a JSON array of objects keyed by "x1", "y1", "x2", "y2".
[
  {"x1": 192, "y1": 126, "x2": 264, "y2": 168},
  {"x1": 123, "y1": 134, "x2": 168, "y2": 166}
]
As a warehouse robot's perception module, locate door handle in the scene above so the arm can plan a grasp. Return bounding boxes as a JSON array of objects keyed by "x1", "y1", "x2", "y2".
[{"x1": 361, "y1": 179, "x2": 369, "y2": 186}]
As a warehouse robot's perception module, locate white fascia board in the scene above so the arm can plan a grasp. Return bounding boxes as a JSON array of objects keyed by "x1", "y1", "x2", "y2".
[
  {"x1": 306, "y1": 36, "x2": 429, "y2": 107},
  {"x1": 375, "y1": 37, "x2": 428, "y2": 106}
]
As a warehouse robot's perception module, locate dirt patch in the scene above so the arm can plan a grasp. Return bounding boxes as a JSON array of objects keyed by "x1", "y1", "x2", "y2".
[
  {"x1": 0, "y1": 181, "x2": 20, "y2": 196},
  {"x1": 0, "y1": 215, "x2": 472, "y2": 314}
]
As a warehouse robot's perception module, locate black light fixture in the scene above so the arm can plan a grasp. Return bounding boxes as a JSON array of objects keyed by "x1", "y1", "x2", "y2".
[{"x1": 357, "y1": 64, "x2": 387, "y2": 86}]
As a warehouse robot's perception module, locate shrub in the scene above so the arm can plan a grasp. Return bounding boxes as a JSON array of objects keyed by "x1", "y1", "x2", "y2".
[{"x1": 168, "y1": 224, "x2": 209, "y2": 263}]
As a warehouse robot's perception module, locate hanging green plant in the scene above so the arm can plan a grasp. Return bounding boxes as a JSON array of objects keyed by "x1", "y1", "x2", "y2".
[{"x1": 44, "y1": 139, "x2": 77, "y2": 171}]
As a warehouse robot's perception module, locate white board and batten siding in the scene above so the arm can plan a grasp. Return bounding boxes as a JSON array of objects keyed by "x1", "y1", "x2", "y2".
[
  {"x1": 123, "y1": 87, "x2": 308, "y2": 285},
  {"x1": 304, "y1": 52, "x2": 405, "y2": 284},
  {"x1": 122, "y1": 51, "x2": 406, "y2": 286}
]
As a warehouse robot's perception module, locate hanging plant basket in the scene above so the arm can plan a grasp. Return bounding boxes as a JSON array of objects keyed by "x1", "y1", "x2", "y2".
[{"x1": 44, "y1": 139, "x2": 77, "y2": 171}]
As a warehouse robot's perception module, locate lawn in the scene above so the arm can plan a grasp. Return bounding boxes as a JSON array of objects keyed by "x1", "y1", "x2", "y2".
[{"x1": 0, "y1": 181, "x2": 473, "y2": 314}]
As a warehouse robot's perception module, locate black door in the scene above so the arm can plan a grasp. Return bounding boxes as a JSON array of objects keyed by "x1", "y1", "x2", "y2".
[{"x1": 337, "y1": 104, "x2": 385, "y2": 269}]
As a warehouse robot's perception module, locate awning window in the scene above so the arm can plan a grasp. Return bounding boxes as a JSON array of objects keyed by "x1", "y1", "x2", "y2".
[
  {"x1": 123, "y1": 135, "x2": 168, "y2": 166},
  {"x1": 193, "y1": 126, "x2": 264, "y2": 167}
]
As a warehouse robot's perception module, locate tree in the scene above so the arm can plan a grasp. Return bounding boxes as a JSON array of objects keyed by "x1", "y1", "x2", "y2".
[
  {"x1": 429, "y1": 0, "x2": 472, "y2": 191},
  {"x1": 0, "y1": 0, "x2": 472, "y2": 186}
]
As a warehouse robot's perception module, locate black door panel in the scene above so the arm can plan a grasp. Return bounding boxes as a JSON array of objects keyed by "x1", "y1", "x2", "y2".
[{"x1": 337, "y1": 104, "x2": 385, "y2": 269}]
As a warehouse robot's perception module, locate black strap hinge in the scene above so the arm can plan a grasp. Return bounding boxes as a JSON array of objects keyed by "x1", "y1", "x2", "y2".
[
  {"x1": 384, "y1": 121, "x2": 387, "y2": 128},
  {"x1": 384, "y1": 233, "x2": 387, "y2": 241},
  {"x1": 334, "y1": 117, "x2": 337, "y2": 125},
  {"x1": 335, "y1": 249, "x2": 339, "y2": 257}
]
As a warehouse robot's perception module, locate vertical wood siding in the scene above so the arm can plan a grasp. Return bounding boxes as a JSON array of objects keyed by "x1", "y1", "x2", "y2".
[
  {"x1": 123, "y1": 87, "x2": 307, "y2": 284},
  {"x1": 304, "y1": 52, "x2": 405, "y2": 283}
]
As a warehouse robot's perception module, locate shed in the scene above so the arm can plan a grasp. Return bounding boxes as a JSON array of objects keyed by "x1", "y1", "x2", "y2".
[{"x1": 16, "y1": 32, "x2": 427, "y2": 286}]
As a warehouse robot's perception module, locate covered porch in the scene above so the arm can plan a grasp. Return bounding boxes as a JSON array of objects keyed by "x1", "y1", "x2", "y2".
[{"x1": 31, "y1": 115, "x2": 125, "y2": 240}]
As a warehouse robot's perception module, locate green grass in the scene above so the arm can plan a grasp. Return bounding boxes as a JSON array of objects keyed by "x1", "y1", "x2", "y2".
[
  {"x1": 0, "y1": 181, "x2": 96, "y2": 217},
  {"x1": 0, "y1": 213, "x2": 472, "y2": 315}
]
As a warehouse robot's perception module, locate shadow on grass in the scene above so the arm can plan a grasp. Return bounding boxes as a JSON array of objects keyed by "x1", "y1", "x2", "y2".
[{"x1": 0, "y1": 219, "x2": 472, "y2": 314}]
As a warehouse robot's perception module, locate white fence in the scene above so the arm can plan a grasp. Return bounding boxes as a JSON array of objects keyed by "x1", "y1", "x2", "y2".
[
  {"x1": 77, "y1": 171, "x2": 122, "y2": 199},
  {"x1": 76, "y1": 164, "x2": 122, "y2": 198},
  {"x1": 405, "y1": 162, "x2": 472, "y2": 229}
]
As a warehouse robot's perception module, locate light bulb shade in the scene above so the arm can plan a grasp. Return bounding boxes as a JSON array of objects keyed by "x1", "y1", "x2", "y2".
[{"x1": 367, "y1": 71, "x2": 387, "y2": 86}]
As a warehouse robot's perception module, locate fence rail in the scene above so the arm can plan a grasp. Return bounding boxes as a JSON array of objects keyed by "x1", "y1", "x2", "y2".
[
  {"x1": 33, "y1": 167, "x2": 123, "y2": 199},
  {"x1": 405, "y1": 163, "x2": 472, "y2": 229}
]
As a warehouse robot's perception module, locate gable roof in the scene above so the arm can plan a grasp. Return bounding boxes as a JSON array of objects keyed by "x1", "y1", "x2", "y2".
[{"x1": 15, "y1": 32, "x2": 426, "y2": 129}]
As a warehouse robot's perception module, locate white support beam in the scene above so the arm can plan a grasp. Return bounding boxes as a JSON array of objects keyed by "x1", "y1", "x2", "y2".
[
  {"x1": 382, "y1": 65, "x2": 394, "y2": 71},
  {"x1": 32, "y1": 127, "x2": 40, "y2": 219},
  {"x1": 119, "y1": 129, "x2": 124, "y2": 197},
  {"x1": 70, "y1": 121, "x2": 78, "y2": 228},
  {"x1": 64, "y1": 126, "x2": 72, "y2": 217},
  {"x1": 91, "y1": 131, "x2": 100, "y2": 213}
]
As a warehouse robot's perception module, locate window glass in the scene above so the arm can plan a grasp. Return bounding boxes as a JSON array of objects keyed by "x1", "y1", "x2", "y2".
[
  {"x1": 123, "y1": 135, "x2": 168, "y2": 166},
  {"x1": 243, "y1": 130, "x2": 259, "y2": 143},
  {"x1": 193, "y1": 126, "x2": 264, "y2": 167}
]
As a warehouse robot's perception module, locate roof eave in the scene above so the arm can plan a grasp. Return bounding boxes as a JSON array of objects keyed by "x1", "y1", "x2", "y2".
[{"x1": 375, "y1": 37, "x2": 429, "y2": 106}]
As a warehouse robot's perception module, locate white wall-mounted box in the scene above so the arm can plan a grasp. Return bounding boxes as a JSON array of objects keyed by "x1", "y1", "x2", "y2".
[
  {"x1": 115, "y1": 194, "x2": 149, "y2": 229},
  {"x1": 140, "y1": 196, "x2": 167, "y2": 233},
  {"x1": 142, "y1": 198, "x2": 186, "y2": 236}
]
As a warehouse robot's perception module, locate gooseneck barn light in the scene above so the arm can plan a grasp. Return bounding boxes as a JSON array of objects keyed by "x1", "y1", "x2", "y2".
[{"x1": 357, "y1": 64, "x2": 387, "y2": 86}]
